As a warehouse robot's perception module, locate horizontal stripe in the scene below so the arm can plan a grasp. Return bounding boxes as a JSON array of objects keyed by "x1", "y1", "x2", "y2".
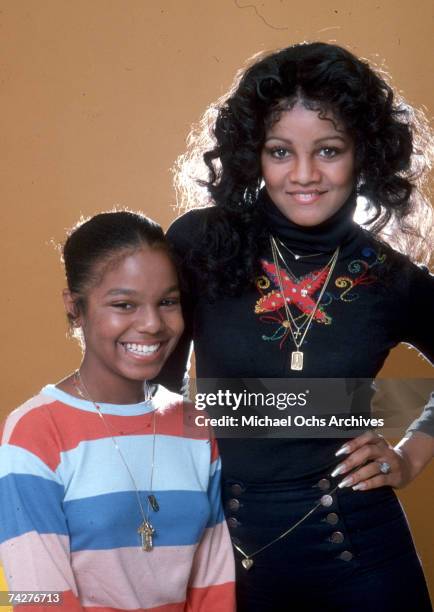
[
  {"x1": 75, "y1": 545, "x2": 195, "y2": 609},
  {"x1": 0, "y1": 444, "x2": 58, "y2": 481},
  {"x1": 64, "y1": 489, "x2": 221, "y2": 551},
  {"x1": 6, "y1": 397, "x2": 210, "y2": 472},
  {"x1": 0, "y1": 532, "x2": 77, "y2": 592},
  {"x1": 2, "y1": 535, "x2": 234, "y2": 611},
  {"x1": 187, "y1": 582, "x2": 235, "y2": 612},
  {"x1": 1, "y1": 393, "x2": 54, "y2": 445},
  {"x1": 0, "y1": 475, "x2": 67, "y2": 544},
  {"x1": 184, "y1": 523, "x2": 235, "y2": 589},
  {"x1": 207, "y1": 465, "x2": 224, "y2": 527},
  {"x1": 56, "y1": 435, "x2": 212, "y2": 501},
  {"x1": 83, "y1": 603, "x2": 184, "y2": 612}
]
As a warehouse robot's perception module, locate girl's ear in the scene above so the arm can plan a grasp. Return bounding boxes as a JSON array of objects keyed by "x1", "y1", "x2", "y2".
[{"x1": 62, "y1": 289, "x2": 82, "y2": 328}]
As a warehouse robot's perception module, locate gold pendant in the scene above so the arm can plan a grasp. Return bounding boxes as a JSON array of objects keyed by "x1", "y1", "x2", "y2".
[
  {"x1": 241, "y1": 558, "x2": 254, "y2": 570},
  {"x1": 291, "y1": 350, "x2": 304, "y2": 371},
  {"x1": 138, "y1": 520, "x2": 155, "y2": 552}
]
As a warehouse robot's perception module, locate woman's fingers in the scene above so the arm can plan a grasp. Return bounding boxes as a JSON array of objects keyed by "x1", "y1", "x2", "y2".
[
  {"x1": 335, "y1": 431, "x2": 386, "y2": 457},
  {"x1": 331, "y1": 433, "x2": 389, "y2": 478}
]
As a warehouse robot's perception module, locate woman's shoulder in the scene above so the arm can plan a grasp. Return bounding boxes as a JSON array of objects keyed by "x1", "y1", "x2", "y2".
[
  {"x1": 166, "y1": 207, "x2": 215, "y2": 252},
  {"x1": 359, "y1": 229, "x2": 432, "y2": 288}
]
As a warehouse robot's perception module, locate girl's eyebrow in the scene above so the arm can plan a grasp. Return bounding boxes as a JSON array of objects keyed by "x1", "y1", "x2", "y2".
[{"x1": 104, "y1": 285, "x2": 180, "y2": 297}]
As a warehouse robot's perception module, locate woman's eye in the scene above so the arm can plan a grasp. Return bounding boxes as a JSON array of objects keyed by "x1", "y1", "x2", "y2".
[
  {"x1": 267, "y1": 147, "x2": 290, "y2": 159},
  {"x1": 319, "y1": 147, "x2": 340, "y2": 159}
]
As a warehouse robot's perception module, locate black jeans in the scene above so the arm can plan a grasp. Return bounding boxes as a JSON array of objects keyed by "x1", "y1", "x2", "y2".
[{"x1": 223, "y1": 476, "x2": 432, "y2": 612}]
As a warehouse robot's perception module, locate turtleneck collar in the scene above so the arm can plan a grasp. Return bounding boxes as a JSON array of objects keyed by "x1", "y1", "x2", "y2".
[{"x1": 259, "y1": 187, "x2": 361, "y2": 256}]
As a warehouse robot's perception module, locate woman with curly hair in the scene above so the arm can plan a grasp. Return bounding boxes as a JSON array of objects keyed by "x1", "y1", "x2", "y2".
[{"x1": 161, "y1": 42, "x2": 434, "y2": 611}]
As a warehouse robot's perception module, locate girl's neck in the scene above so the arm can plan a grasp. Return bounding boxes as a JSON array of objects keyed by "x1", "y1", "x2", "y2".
[{"x1": 58, "y1": 362, "x2": 148, "y2": 405}]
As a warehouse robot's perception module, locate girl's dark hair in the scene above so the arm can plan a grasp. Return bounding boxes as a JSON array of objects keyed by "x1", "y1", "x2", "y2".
[
  {"x1": 175, "y1": 42, "x2": 433, "y2": 298},
  {"x1": 63, "y1": 210, "x2": 167, "y2": 316}
]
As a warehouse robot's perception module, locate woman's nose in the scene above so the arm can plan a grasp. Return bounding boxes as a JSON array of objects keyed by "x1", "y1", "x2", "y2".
[{"x1": 289, "y1": 156, "x2": 320, "y2": 184}]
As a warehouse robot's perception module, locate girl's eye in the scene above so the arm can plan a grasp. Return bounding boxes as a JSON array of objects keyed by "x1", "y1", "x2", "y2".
[
  {"x1": 160, "y1": 297, "x2": 180, "y2": 308},
  {"x1": 112, "y1": 302, "x2": 134, "y2": 310},
  {"x1": 319, "y1": 147, "x2": 340, "y2": 159}
]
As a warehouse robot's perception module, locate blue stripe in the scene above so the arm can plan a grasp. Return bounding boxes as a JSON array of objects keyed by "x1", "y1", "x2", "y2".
[
  {"x1": 64, "y1": 490, "x2": 212, "y2": 551},
  {"x1": 0, "y1": 445, "x2": 58, "y2": 481},
  {"x1": 0, "y1": 474, "x2": 67, "y2": 544},
  {"x1": 57, "y1": 435, "x2": 211, "y2": 501},
  {"x1": 206, "y1": 465, "x2": 225, "y2": 528}
]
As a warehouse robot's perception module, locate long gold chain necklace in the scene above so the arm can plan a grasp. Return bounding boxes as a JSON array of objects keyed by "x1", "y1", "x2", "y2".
[
  {"x1": 73, "y1": 370, "x2": 159, "y2": 551},
  {"x1": 270, "y1": 236, "x2": 340, "y2": 371},
  {"x1": 233, "y1": 483, "x2": 340, "y2": 570}
]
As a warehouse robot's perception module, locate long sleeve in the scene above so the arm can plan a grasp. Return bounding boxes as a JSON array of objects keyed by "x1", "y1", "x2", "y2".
[
  {"x1": 401, "y1": 264, "x2": 434, "y2": 437},
  {"x1": 406, "y1": 392, "x2": 434, "y2": 437},
  {"x1": 0, "y1": 401, "x2": 83, "y2": 611},
  {"x1": 186, "y1": 437, "x2": 236, "y2": 612}
]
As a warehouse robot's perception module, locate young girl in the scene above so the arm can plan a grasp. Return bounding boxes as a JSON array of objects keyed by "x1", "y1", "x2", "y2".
[{"x1": 0, "y1": 211, "x2": 235, "y2": 611}]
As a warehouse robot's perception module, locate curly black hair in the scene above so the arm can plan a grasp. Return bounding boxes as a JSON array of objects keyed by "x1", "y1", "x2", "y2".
[{"x1": 174, "y1": 42, "x2": 432, "y2": 298}]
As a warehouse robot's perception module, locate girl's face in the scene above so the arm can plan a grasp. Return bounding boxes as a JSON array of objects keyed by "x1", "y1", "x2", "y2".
[
  {"x1": 261, "y1": 103, "x2": 355, "y2": 227},
  {"x1": 65, "y1": 247, "x2": 183, "y2": 402}
]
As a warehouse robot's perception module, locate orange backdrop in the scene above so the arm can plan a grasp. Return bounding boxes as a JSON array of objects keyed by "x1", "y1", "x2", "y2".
[{"x1": 1, "y1": 0, "x2": 432, "y2": 599}]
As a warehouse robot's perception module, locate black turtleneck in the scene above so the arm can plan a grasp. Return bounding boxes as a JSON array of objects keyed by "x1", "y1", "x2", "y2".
[
  {"x1": 260, "y1": 186, "x2": 361, "y2": 258},
  {"x1": 161, "y1": 203, "x2": 434, "y2": 482}
]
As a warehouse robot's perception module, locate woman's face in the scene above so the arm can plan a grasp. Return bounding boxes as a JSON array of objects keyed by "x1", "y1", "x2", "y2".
[
  {"x1": 261, "y1": 103, "x2": 355, "y2": 226},
  {"x1": 66, "y1": 247, "x2": 184, "y2": 402}
]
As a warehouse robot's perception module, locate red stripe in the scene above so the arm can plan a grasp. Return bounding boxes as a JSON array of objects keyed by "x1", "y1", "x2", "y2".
[
  {"x1": 186, "y1": 582, "x2": 236, "y2": 611},
  {"x1": 7, "y1": 400, "x2": 211, "y2": 471}
]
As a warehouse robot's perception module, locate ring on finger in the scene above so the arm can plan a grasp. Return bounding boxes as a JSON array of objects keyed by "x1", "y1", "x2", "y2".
[{"x1": 378, "y1": 461, "x2": 391, "y2": 475}]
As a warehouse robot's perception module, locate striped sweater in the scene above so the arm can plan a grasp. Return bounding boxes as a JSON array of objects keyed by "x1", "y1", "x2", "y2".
[{"x1": 0, "y1": 385, "x2": 235, "y2": 611}]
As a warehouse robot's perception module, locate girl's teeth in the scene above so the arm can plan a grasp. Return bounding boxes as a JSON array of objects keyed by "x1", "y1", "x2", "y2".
[{"x1": 124, "y1": 343, "x2": 159, "y2": 355}]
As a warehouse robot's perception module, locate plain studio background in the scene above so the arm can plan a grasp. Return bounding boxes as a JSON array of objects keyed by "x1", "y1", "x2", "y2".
[{"x1": 1, "y1": 0, "x2": 432, "y2": 602}]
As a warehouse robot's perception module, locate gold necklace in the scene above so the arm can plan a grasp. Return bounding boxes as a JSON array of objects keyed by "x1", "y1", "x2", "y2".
[
  {"x1": 274, "y1": 235, "x2": 326, "y2": 261},
  {"x1": 73, "y1": 370, "x2": 159, "y2": 551},
  {"x1": 270, "y1": 236, "x2": 339, "y2": 371},
  {"x1": 233, "y1": 484, "x2": 340, "y2": 570}
]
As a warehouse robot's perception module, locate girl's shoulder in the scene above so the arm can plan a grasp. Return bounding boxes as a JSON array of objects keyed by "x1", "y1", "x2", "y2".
[{"x1": 1, "y1": 389, "x2": 59, "y2": 445}]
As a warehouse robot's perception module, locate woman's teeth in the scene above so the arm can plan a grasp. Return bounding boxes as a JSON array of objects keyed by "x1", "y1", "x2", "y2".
[{"x1": 123, "y1": 343, "x2": 160, "y2": 356}]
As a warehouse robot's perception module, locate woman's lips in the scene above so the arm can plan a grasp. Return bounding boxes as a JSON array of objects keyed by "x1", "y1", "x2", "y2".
[{"x1": 286, "y1": 191, "x2": 326, "y2": 204}]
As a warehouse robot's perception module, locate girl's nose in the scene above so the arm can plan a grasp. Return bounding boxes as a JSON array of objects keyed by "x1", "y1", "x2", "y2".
[{"x1": 134, "y1": 307, "x2": 163, "y2": 334}]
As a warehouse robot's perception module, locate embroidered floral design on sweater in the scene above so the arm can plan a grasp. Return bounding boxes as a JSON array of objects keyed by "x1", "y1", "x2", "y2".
[{"x1": 255, "y1": 246, "x2": 386, "y2": 348}]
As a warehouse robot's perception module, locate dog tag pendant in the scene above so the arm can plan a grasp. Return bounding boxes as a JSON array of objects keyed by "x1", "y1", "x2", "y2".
[
  {"x1": 138, "y1": 521, "x2": 155, "y2": 551},
  {"x1": 241, "y1": 558, "x2": 254, "y2": 570},
  {"x1": 291, "y1": 350, "x2": 304, "y2": 371},
  {"x1": 148, "y1": 494, "x2": 159, "y2": 512}
]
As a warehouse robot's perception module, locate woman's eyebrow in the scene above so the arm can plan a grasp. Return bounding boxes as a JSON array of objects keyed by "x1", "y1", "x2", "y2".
[{"x1": 264, "y1": 135, "x2": 348, "y2": 144}]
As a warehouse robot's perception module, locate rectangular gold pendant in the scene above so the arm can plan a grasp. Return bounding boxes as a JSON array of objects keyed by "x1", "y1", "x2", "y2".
[{"x1": 291, "y1": 351, "x2": 304, "y2": 371}]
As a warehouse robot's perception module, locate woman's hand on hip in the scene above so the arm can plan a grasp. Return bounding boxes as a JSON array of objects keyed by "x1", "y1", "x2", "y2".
[{"x1": 331, "y1": 430, "x2": 433, "y2": 491}]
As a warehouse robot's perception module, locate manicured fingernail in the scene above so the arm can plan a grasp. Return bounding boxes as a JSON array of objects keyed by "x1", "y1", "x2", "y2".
[
  {"x1": 331, "y1": 464, "x2": 346, "y2": 478},
  {"x1": 335, "y1": 445, "x2": 350, "y2": 457},
  {"x1": 338, "y1": 476, "x2": 353, "y2": 488},
  {"x1": 352, "y1": 483, "x2": 367, "y2": 491}
]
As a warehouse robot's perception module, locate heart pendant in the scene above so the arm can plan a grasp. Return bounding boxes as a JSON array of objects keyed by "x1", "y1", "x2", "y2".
[{"x1": 241, "y1": 558, "x2": 254, "y2": 570}]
